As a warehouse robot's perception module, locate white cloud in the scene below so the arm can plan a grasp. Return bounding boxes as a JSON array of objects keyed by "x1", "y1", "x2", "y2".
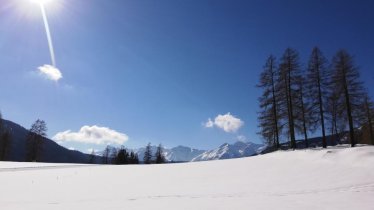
[
  {"x1": 53, "y1": 125, "x2": 129, "y2": 145},
  {"x1": 204, "y1": 113, "x2": 244, "y2": 133},
  {"x1": 68, "y1": 147, "x2": 75, "y2": 150},
  {"x1": 237, "y1": 135, "x2": 246, "y2": 142},
  {"x1": 37, "y1": 64, "x2": 62, "y2": 81},
  {"x1": 204, "y1": 118, "x2": 214, "y2": 128}
]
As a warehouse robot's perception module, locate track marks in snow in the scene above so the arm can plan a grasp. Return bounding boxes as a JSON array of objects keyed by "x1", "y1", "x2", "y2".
[
  {"x1": 0, "y1": 164, "x2": 96, "y2": 173},
  {"x1": 269, "y1": 182, "x2": 374, "y2": 196}
]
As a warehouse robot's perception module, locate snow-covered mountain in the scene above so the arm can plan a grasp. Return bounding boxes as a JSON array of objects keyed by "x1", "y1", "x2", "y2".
[
  {"x1": 135, "y1": 145, "x2": 205, "y2": 162},
  {"x1": 164, "y1": 146, "x2": 205, "y2": 162},
  {"x1": 192, "y1": 141, "x2": 264, "y2": 161}
]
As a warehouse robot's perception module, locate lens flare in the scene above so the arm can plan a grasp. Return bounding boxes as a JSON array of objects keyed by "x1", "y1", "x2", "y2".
[
  {"x1": 30, "y1": 0, "x2": 53, "y2": 5},
  {"x1": 39, "y1": 3, "x2": 56, "y2": 67}
]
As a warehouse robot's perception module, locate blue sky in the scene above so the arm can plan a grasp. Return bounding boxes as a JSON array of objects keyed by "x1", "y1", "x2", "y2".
[{"x1": 0, "y1": 0, "x2": 373, "y2": 152}]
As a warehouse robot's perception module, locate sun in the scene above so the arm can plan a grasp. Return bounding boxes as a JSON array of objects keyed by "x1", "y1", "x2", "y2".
[{"x1": 30, "y1": 0, "x2": 53, "y2": 5}]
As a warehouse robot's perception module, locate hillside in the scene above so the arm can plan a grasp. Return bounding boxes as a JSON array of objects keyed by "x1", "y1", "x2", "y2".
[
  {"x1": 2, "y1": 120, "x2": 94, "y2": 163},
  {"x1": 0, "y1": 145, "x2": 373, "y2": 209}
]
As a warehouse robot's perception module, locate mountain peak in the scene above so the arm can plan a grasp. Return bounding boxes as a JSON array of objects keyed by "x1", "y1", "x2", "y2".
[{"x1": 192, "y1": 141, "x2": 264, "y2": 162}]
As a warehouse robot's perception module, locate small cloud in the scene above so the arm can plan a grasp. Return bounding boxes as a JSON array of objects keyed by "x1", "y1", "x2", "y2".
[
  {"x1": 68, "y1": 147, "x2": 75, "y2": 150},
  {"x1": 204, "y1": 118, "x2": 214, "y2": 128},
  {"x1": 37, "y1": 64, "x2": 62, "y2": 81},
  {"x1": 204, "y1": 113, "x2": 244, "y2": 133},
  {"x1": 53, "y1": 125, "x2": 129, "y2": 145},
  {"x1": 237, "y1": 135, "x2": 246, "y2": 142}
]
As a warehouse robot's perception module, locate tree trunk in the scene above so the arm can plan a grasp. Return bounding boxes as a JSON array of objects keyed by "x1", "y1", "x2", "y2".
[
  {"x1": 342, "y1": 73, "x2": 356, "y2": 147},
  {"x1": 270, "y1": 60, "x2": 280, "y2": 149},
  {"x1": 316, "y1": 65, "x2": 327, "y2": 148},
  {"x1": 287, "y1": 58, "x2": 296, "y2": 149}
]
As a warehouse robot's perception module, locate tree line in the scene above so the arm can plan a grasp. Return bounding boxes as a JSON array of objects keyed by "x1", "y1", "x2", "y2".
[
  {"x1": 99, "y1": 143, "x2": 166, "y2": 164},
  {"x1": 258, "y1": 47, "x2": 374, "y2": 149}
]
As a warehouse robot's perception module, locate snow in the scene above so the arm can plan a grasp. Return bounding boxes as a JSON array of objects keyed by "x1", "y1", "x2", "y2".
[{"x1": 0, "y1": 145, "x2": 373, "y2": 210}]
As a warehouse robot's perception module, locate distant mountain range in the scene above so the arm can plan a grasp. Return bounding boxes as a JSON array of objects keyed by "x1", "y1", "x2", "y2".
[
  {"x1": 134, "y1": 141, "x2": 265, "y2": 162},
  {"x1": 1, "y1": 119, "x2": 265, "y2": 163},
  {"x1": 191, "y1": 141, "x2": 265, "y2": 161},
  {"x1": 134, "y1": 145, "x2": 206, "y2": 162}
]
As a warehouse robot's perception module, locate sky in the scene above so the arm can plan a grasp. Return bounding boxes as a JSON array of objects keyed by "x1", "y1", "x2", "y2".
[{"x1": 0, "y1": 0, "x2": 373, "y2": 153}]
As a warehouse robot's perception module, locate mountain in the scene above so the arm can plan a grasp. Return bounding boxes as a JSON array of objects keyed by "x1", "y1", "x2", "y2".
[
  {"x1": 134, "y1": 145, "x2": 205, "y2": 162},
  {"x1": 192, "y1": 141, "x2": 264, "y2": 161},
  {"x1": 164, "y1": 146, "x2": 206, "y2": 162},
  {"x1": 1, "y1": 119, "x2": 95, "y2": 163}
]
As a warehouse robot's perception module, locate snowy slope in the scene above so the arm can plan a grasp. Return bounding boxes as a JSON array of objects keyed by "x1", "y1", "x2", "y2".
[
  {"x1": 192, "y1": 141, "x2": 264, "y2": 161},
  {"x1": 0, "y1": 145, "x2": 373, "y2": 210}
]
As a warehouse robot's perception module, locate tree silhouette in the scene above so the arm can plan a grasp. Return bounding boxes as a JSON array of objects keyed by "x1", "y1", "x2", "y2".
[
  {"x1": 102, "y1": 145, "x2": 111, "y2": 164},
  {"x1": 361, "y1": 94, "x2": 374, "y2": 145},
  {"x1": 143, "y1": 143, "x2": 152, "y2": 164},
  {"x1": 257, "y1": 55, "x2": 281, "y2": 148},
  {"x1": 155, "y1": 144, "x2": 166, "y2": 164},
  {"x1": 277, "y1": 48, "x2": 302, "y2": 149},
  {"x1": 0, "y1": 112, "x2": 12, "y2": 160},
  {"x1": 26, "y1": 119, "x2": 47, "y2": 162},
  {"x1": 88, "y1": 149, "x2": 95, "y2": 164},
  {"x1": 306, "y1": 47, "x2": 329, "y2": 148},
  {"x1": 330, "y1": 50, "x2": 365, "y2": 147}
]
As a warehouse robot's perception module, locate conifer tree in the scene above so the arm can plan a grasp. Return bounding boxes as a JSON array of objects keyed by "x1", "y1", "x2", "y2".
[
  {"x1": 257, "y1": 55, "x2": 281, "y2": 148},
  {"x1": 115, "y1": 147, "x2": 129, "y2": 164},
  {"x1": 155, "y1": 144, "x2": 166, "y2": 164},
  {"x1": 330, "y1": 50, "x2": 365, "y2": 147},
  {"x1": 306, "y1": 47, "x2": 329, "y2": 147},
  {"x1": 129, "y1": 151, "x2": 139, "y2": 164},
  {"x1": 143, "y1": 143, "x2": 152, "y2": 164},
  {"x1": 277, "y1": 48, "x2": 302, "y2": 149}
]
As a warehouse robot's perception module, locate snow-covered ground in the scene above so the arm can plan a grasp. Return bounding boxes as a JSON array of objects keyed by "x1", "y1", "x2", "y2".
[{"x1": 0, "y1": 145, "x2": 373, "y2": 210}]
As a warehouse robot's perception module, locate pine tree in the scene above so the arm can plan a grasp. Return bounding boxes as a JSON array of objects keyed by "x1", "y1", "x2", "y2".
[
  {"x1": 331, "y1": 50, "x2": 365, "y2": 147},
  {"x1": 306, "y1": 47, "x2": 329, "y2": 148},
  {"x1": 257, "y1": 55, "x2": 281, "y2": 148},
  {"x1": 26, "y1": 119, "x2": 47, "y2": 162},
  {"x1": 155, "y1": 144, "x2": 166, "y2": 164},
  {"x1": 143, "y1": 143, "x2": 152, "y2": 164},
  {"x1": 129, "y1": 151, "x2": 139, "y2": 164},
  {"x1": 115, "y1": 147, "x2": 129, "y2": 164}
]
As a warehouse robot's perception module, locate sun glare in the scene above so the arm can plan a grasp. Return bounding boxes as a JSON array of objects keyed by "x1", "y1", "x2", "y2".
[{"x1": 30, "y1": 0, "x2": 53, "y2": 5}]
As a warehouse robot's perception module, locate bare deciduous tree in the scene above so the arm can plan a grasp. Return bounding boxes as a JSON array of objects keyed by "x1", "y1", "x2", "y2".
[{"x1": 26, "y1": 119, "x2": 47, "y2": 162}]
